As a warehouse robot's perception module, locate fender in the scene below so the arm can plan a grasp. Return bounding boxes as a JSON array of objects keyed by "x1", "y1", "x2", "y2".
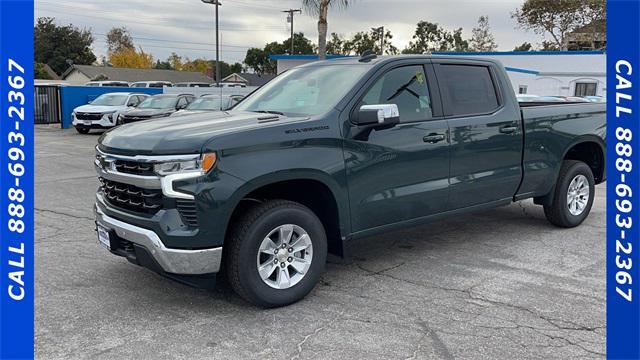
[{"x1": 222, "y1": 169, "x2": 351, "y2": 242}]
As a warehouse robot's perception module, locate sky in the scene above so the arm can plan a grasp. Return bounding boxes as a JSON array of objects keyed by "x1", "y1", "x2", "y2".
[{"x1": 35, "y1": 0, "x2": 544, "y2": 66}]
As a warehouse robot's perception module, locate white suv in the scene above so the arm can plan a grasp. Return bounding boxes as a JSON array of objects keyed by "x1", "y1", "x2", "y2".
[{"x1": 72, "y1": 92, "x2": 149, "y2": 134}]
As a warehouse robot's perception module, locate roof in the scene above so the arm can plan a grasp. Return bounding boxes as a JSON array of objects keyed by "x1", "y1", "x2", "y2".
[
  {"x1": 221, "y1": 72, "x2": 276, "y2": 86},
  {"x1": 270, "y1": 50, "x2": 605, "y2": 61},
  {"x1": 62, "y1": 65, "x2": 213, "y2": 83}
]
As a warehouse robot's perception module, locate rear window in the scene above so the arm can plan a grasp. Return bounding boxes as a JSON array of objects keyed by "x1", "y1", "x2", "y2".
[{"x1": 439, "y1": 65, "x2": 499, "y2": 116}]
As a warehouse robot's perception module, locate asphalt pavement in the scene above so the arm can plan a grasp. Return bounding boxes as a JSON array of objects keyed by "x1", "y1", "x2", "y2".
[{"x1": 35, "y1": 126, "x2": 605, "y2": 359}]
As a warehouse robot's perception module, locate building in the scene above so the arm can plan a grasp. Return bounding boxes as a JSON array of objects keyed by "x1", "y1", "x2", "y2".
[
  {"x1": 565, "y1": 20, "x2": 606, "y2": 51},
  {"x1": 270, "y1": 51, "x2": 607, "y2": 97},
  {"x1": 221, "y1": 72, "x2": 276, "y2": 87},
  {"x1": 61, "y1": 65, "x2": 213, "y2": 85}
]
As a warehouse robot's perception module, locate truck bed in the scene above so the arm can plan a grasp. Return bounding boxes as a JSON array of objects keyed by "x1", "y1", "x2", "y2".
[{"x1": 517, "y1": 102, "x2": 606, "y2": 200}]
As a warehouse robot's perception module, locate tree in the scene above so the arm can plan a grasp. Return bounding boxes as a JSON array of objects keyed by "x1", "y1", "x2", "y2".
[
  {"x1": 243, "y1": 48, "x2": 269, "y2": 74},
  {"x1": 229, "y1": 62, "x2": 243, "y2": 74},
  {"x1": 343, "y1": 29, "x2": 398, "y2": 55},
  {"x1": 514, "y1": 42, "x2": 533, "y2": 51},
  {"x1": 402, "y1": 21, "x2": 457, "y2": 53},
  {"x1": 470, "y1": 16, "x2": 498, "y2": 51},
  {"x1": 109, "y1": 47, "x2": 154, "y2": 69},
  {"x1": 282, "y1": 32, "x2": 315, "y2": 55},
  {"x1": 34, "y1": 62, "x2": 52, "y2": 80},
  {"x1": 106, "y1": 27, "x2": 134, "y2": 55},
  {"x1": 154, "y1": 60, "x2": 172, "y2": 70},
  {"x1": 326, "y1": 32, "x2": 348, "y2": 55},
  {"x1": 34, "y1": 17, "x2": 96, "y2": 75},
  {"x1": 302, "y1": 0, "x2": 350, "y2": 59},
  {"x1": 451, "y1": 28, "x2": 470, "y2": 52},
  {"x1": 242, "y1": 34, "x2": 315, "y2": 74},
  {"x1": 512, "y1": 0, "x2": 584, "y2": 50},
  {"x1": 167, "y1": 52, "x2": 184, "y2": 70},
  {"x1": 539, "y1": 40, "x2": 560, "y2": 51}
]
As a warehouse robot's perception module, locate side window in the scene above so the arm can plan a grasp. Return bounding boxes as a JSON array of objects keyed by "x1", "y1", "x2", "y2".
[
  {"x1": 137, "y1": 95, "x2": 147, "y2": 104},
  {"x1": 127, "y1": 96, "x2": 139, "y2": 106},
  {"x1": 439, "y1": 64, "x2": 499, "y2": 116},
  {"x1": 177, "y1": 97, "x2": 188, "y2": 108},
  {"x1": 359, "y1": 65, "x2": 432, "y2": 122}
]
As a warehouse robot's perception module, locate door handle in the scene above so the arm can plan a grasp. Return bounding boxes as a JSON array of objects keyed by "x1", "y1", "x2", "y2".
[
  {"x1": 499, "y1": 125, "x2": 518, "y2": 134},
  {"x1": 423, "y1": 133, "x2": 446, "y2": 143}
]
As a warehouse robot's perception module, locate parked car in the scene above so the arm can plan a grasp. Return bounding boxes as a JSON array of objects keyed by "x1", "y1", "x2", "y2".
[
  {"x1": 170, "y1": 94, "x2": 244, "y2": 117},
  {"x1": 130, "y1": 81, "x2": 173, "y2": 88},
  {"x1": 211, "y1": 82, "x2": 247, "y2": 88},
  {"x1": 515, "y1": 94, "x2": 542, "y2": 102},
  {"x1": 118, "y1": 94, "x2": 195, "y2": 123},
  {"x1": 583, "y1": 95, "x2": 606, "y2": 103},
  {"x1": 72, "y1": 92, "x2": 148, "y2": 134},
  {"x1": 173, "y1": 82, "x2": 211, "y2": 87},
  {"x1": 549, "y1": 96, "x2": 590, "y2": 102},
  {"x1": 95, "y1": 55, "x2": 605, "y2": 307},
  {"x1": 85, "y1": 81, "x2": 130, "y2": 87},
  {"x1": 537, "y1": 96, "x2": 567, "y2": 102}
]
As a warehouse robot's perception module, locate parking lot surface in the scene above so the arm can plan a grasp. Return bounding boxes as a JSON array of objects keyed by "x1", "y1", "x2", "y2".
[{"x1": 35, "y1": 126, "x2": 605, "y2": 359}]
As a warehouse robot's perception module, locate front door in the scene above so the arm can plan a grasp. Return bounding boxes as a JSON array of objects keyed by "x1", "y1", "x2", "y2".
[
  {"x1": 434, "y1": 61, "x2": 523, "y2": 210},
  {"x1": 344, "y1": 64, "x2": 450, "y2": 233}
]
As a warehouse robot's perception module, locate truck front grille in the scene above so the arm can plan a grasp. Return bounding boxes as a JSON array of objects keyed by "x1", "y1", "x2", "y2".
[
  {"x1": 76, "y1": 112, "x2": 103, "y2": 121},
  {"x1": 99, "y1": 178, "x2": 162, "y2": 214},
  {"x1": 114, "y1": 160, "x2": 155, "y2": 176},
  {"x1": 176, "y1": 199, "x2": 198, "y2": 227}
]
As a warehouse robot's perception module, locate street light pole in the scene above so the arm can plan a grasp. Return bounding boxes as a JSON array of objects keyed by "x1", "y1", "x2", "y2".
[
  {"x1": 372, "y1": 26, "x2": 384, "y2": 55},
  {"x1": 201, "y1": 0, "x2": 221, "y2": 86},
  {"x1": 282, "y1": 9, "x2": 302, "y2": 54}
]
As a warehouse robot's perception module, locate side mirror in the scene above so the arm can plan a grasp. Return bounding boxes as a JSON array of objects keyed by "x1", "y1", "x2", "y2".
[
  {"x1": 355, "y1": 104, "x2": 400, "y2": 127},
  {"x1": 176, "y1": 103, "x2": 187, "y2": 110}
]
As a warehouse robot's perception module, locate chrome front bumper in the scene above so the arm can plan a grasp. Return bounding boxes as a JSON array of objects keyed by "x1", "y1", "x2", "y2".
[{"x1": 95, "y1": 205, "x2": 222, "y2": 275}]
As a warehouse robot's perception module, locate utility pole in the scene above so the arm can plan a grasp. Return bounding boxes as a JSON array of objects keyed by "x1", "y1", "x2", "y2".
[
  {"x1": 372, "y1": 26, "x2": 384, "y2": 55},
  {"x1": 283, "y1": 9, "x2": 302, "y2": 54},
  {"x1": 202, "y1": 0, "x2": 221, "y2": 87}
]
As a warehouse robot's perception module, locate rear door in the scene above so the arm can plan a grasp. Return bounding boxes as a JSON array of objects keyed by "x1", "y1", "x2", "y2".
[
  {"x1": 434, "y1": 59, "x2": 522, "y2": 209},
  {"x1": 344, "y1": 62, "x2": 451, "y2": 232}
]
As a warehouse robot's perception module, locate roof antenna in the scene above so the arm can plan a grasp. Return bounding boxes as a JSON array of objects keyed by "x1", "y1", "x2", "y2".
[{"x1": 359, "y1": 50, "x2": 377, "y2": 62}]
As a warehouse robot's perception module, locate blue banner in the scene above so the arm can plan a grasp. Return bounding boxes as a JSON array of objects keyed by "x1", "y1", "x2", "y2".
[
  {"x1": 0, "y1": 0, "x2": 35, "y2": 359},
  {"x1": 607, "y1": 0, "x2": 640, "y2": 358}
]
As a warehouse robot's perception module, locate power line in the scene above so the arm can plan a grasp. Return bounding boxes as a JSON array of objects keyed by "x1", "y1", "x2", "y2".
[
  {"x1": 37, "y1": 6, "x2": 287, "y2": 31},
  {"x1": 93, "y1": 32, "x2": 252, "y2": 48}
]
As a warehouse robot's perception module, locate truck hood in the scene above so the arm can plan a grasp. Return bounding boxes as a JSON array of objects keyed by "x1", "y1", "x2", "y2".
[
  {"x1": 98, "y1": 111, "x2": 304, "y2": 155},
  {"x1": 74, "y1": 104, "x2": 125, "y2": 114}
]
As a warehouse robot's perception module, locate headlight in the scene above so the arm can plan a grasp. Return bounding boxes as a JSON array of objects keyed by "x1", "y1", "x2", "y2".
[
  {"x1": 103, "y1": 111, "x2": 117, "y2": 120},
  {"x1": 153, "y1": 153, "x2": 217, "y2": 176}
]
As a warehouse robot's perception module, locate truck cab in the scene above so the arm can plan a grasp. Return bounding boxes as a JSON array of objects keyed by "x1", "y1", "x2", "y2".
[{"x1": 95, "y1": 55, "x2": 605, "y2": 307}]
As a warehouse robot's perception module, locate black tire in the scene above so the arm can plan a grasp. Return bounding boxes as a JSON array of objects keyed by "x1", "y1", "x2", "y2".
[
  {"x1": 75, "y1": 127, "x2": 90, "y2": 134},
  {"x1": 544, "y1": 160, "x2": 595, "y2": 228},
  {"x1": 225, "y1": 200, "x2": 327, "y2": 308}
]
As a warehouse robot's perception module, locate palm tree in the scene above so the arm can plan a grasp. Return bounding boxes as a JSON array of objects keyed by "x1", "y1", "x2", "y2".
[{"x1": 302, "y1": 0, "x2": 350, "y2": 60}]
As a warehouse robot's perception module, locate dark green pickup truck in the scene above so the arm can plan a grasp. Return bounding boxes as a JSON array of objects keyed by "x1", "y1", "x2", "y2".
[{"x1": 95, "y1": 54, "x2": 605, "y2": 307}]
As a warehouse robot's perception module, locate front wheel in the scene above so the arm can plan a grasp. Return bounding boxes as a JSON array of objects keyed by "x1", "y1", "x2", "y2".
[
  {"x1": 224, "y1": 200, "x2": 327, "y2": 307},
  {"x1": 544, "y1": 160, "x2": 595, "y2": 228}
]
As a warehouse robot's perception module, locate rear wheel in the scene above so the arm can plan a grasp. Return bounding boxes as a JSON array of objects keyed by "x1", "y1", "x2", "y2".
[
  {"x1": 225, "y1": 200, "x2": 327, "y2": 307},
  {"x1": 543, "y1": 160, "x2": 595, "y2": 227}
]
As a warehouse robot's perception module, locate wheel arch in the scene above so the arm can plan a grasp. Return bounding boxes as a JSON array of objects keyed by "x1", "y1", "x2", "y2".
[{"x1": 224, "y1": 170, "x2": 349, "y2": 257}]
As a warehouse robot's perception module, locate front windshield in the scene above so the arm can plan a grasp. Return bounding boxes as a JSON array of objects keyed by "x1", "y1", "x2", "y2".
[
  {"x1": 186, "y1": 97, "x2": 223, "y2": 111},
  {"x1": 233, "y1": 64, "x2": 370, "y2": 116},
  {"x1": 137, "y1": 96, "x2": 178, "y2": 109},
  {"x1": 91, "y1": 94, "x2": 128, "y2": 106}
]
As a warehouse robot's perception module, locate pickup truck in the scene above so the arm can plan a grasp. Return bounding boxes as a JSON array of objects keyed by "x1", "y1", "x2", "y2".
[{"x1": 94, "y1": 54, "x2": 606, "y2": 307}]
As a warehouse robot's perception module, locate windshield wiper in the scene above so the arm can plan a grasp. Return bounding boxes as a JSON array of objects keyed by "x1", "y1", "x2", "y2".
[{"x1": 252, "y1": 110, "x2": 285, "y2": 116}]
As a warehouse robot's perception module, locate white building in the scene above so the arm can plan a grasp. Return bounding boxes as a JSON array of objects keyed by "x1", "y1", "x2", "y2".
[{"x1": 270, "y1": 51, "x2": 606, "y2": 97}]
